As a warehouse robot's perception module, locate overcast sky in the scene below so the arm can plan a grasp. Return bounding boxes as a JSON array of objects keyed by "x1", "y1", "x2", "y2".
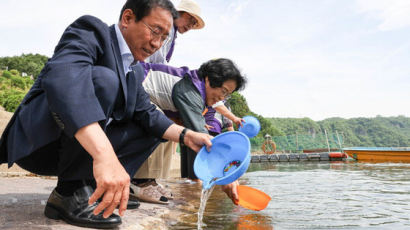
[{"x1": 1, "y1": 0, "x2": 410, "y2": 120}]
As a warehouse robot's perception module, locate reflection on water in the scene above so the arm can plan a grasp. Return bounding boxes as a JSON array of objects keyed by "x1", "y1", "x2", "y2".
[{"x1": 168, "y1": 162, "x2": 410, "y2": 229}]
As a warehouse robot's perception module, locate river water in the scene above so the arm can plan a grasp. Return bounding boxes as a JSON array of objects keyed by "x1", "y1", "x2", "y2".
[{"x1": 168, "y1": 161, "x2": 410, "y2": 230}]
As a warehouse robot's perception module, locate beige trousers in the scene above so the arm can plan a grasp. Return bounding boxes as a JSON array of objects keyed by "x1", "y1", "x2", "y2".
[
  {"x1": 133, "y1": 140, "x2": 176, "y2": 179},
  {"x1": 133, "y1": 100, "x2": 181, "y2": 179}
]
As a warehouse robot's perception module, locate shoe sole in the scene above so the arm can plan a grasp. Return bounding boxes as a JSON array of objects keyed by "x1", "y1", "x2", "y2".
[{"x1": 44, "y1": 203, "x2": 121, "y2": 229}]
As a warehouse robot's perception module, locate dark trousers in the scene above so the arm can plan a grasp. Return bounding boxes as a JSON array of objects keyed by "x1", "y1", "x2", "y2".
[
  {"x1": 180, "y1": 131, "x2": 219, "y2": 179},
  {"x1": 180, "y1": 146, "x2": 197, "y2": 179},
  {"x1": 16, "y1": 67, "x2": 160, "y2": 181}
]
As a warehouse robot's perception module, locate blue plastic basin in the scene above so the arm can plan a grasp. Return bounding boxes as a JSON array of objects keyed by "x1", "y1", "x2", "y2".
[
  {"x1": 194, "y1": 131, "x2": 251, "y2": 190},
  {"x1": 238, "y1": 116, "x2": 261, "y2": 138}
]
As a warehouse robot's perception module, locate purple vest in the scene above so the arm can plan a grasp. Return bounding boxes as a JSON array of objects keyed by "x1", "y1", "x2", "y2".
[
  {"x1": 204, "y1": 107, "x2": 222, "y2": 134},
  {"x1": 138, "y1": 62, "x2": 207, "y2": 117}
]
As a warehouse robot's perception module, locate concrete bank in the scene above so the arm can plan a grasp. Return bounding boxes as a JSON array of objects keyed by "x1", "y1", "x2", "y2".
[
  {"x1": 0, "y1": 177, "x2": 186, "y2": 230},
  {"x1": 0, "y1": 107, "x2": 192, "y2": 230},
  {"x1": 0, "y1": 162, "x2": 185, "y2": 230}
]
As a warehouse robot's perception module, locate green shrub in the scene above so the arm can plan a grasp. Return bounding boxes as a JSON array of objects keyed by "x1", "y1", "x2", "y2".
[
  {"x1": 3, "y1": 93, "x2": 24, "y2": 112},
  {"x1": 24, "y1": 77, "x2": 34, "y2": 86},
  {"x1": 0, "y1": 89, "x2": 25, "y2": 112},
  {"x1": 11, "y1": 76, "x2": 26, "y2": 89},
  {"x1": 2, "y1": 71, "x2": 12, "y2": 79},
  {"x1": 9, "y1": 69, "x2": 20, "y2": 76}
]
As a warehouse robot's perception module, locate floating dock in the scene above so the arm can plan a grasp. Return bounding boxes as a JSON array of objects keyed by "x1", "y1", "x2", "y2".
[{"x1": 251, "y1": 152, "x2": 347, "y2": 163}]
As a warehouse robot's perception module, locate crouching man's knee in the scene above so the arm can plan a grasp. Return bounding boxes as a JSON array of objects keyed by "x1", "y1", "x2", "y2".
[{"x1": 91, "y1": 66, "x2": 120, "y2": 115}]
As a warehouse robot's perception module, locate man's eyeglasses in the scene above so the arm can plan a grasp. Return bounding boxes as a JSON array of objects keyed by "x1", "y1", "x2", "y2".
[{"x1": 142, "y1": 21, "x2": 171, "y2": 44}]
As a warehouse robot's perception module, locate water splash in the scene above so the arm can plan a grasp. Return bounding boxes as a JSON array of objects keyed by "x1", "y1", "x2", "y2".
[{"x1": 197, "y1": 185, "x2": 215, "y2": 230}]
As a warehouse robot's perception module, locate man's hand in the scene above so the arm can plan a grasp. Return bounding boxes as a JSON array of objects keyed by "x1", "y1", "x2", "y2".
[
  {"x1": 75, "y1": 122, "x2": 130, "y2": 218},
  {"x1": 162, "y1": 124, "x2": 212, "y2": 152},
  {"x1": 88, "y1": 154, "x2": 130, "y2": 218},
  {"x1": 184, "y1": 129, "x2": 212, "y2": 152},
  {"x1": 221, "y1": 180, "x2": 239, "y2": 205}
]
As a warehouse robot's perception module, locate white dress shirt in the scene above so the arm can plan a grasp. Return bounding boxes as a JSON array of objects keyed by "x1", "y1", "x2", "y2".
[{"x1": 114, "y1": 24, "x2": 134, "y2": 75}]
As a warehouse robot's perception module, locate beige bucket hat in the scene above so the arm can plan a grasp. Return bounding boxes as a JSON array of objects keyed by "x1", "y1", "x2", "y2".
[{"x1": 176, "y1": 0, "x2": 205, "y2": 29}]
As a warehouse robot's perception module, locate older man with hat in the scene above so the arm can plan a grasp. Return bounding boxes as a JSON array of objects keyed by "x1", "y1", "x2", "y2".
[
  {"x1": 131, "y1": 0, "x2": 205, "y2": 204},
  {"x1": 145, "y1": 0, "x2": 205, "y2": 64}
]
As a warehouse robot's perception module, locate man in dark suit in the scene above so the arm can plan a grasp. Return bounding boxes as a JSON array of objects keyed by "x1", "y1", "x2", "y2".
[{"x1": 0, "y1": 0, "x2": 216, "y2": 228}]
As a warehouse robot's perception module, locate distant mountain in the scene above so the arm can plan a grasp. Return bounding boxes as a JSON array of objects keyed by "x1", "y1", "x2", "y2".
[
  {"x1": 228, "y1": 93, "x2": 410, "y2": 148},
  {"x1": 269, "y1": 116, "x2": 410, "y2": 147}
]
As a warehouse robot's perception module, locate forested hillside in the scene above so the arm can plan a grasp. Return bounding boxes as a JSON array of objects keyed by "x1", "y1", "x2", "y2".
[
  {"x1": 228, "y1": 93, "x2": 410, "y2": 148},
  {"x1": 270, "y1": 116, "x2": 410, "y2": 148},
  {"x1": 228, "y1": 92, "x2": 282, "y2": 137},
  {"x1": 0, "y1": 54, "x2": 48, "y2": 111},
  {"x1": 0, "y1": 54, "x2": 48, "y2": 80}
]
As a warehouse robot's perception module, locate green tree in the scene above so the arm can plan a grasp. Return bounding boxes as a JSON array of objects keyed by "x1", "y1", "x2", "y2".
[
  {"x1": 9, "y1": 69, "x2": 20, "y2": 76},
  {"x1": 266, "y1": 116, "x2": 410, "y2": 148},
  {"x1": 228, "y1": 92, "x2": 250, "y2": 117},
  {"x1": 10, "y1": 76, "x2": 26, "y2": 89},
  {"x1": 23, "y1": 77, "x2": 34, "y2": 86},
  {"x1": 2, "y1": 71, "x2": 12, "y2": 79},
  {"x1": 0, "y1": 53, "x2": 48, "y2": 79},
  {"x1": 228, "y1": 92, "x2": 282, "y2": 139},
  {"x1": 0, "y1": 89, "x2": 25, "y2": 112}
]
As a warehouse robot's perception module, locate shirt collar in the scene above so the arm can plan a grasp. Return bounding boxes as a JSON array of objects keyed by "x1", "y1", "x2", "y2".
[{"x1": 115, "y1": 23, "x2": 134, "y2": 74}]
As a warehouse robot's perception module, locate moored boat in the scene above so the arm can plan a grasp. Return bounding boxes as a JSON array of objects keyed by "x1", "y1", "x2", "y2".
[{"x1": 343, "y1": 147, "x2": 410, "y2": 163}]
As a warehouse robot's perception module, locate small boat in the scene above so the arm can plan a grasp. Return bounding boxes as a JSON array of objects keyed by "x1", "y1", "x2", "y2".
[
  {"x1": 303, "y1": 148, "x2": 340, "y2": 153},
  {"x1": 343, "y1": 147, "x2": 410, "y2": 163}
]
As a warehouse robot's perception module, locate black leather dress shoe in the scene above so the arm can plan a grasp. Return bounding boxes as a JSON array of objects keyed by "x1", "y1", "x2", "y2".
[
  {"x1": 126, "y1": 199, "x2": 140, "y2": 209},
  {"x1": 44, "y1": 185, "x2": 122, "y2": 229}
]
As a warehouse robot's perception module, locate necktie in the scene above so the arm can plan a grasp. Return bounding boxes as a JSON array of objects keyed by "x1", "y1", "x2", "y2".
[
  {"x1": 124, "y1": 70, "x2": 137, "y2": 121},
  {"x1": 113, "y1": 70, "x2": 137, "y2": 122}
]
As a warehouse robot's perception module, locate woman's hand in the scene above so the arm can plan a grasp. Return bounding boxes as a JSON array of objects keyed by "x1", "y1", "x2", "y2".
[
  {"x1": 232, "y1": 116, "x2": 244, "y2": 127},
  {"x1": 221, "y1": 180, "x2": 239, "y2": 205}
]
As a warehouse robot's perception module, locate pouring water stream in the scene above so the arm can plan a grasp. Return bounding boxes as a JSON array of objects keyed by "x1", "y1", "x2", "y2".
[{"x1": 196, "y1": 184, "x2": 216, "y2": 230}]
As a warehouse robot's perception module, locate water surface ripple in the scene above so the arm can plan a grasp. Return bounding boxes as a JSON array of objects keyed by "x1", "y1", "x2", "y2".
[{"x1": 169, "y1": 162, "x2": 410, "y2": 230}]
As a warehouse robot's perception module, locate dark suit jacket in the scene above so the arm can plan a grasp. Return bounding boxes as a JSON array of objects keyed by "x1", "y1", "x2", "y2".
[{"x1": 0, "y1": 15, "x2": 173, "y2": 167}]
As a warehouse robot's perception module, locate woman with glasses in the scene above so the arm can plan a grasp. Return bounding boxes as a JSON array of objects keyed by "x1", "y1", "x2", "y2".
[{"x1": 129, "y1": 58, "x2": 246, "y2": 201}]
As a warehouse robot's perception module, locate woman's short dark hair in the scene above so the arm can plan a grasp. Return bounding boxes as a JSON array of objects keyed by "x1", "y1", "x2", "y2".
[
  {"x1": 119, "y1": 0, "x2": 178, "y2": 22},
  {"x1": 197, "y1": 58, "x2": 247, "y2": 92}
]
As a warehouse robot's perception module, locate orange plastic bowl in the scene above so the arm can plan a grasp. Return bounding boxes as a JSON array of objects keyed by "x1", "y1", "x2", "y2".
[{"x1": 237, "y1": 185, "x2": 271, "y2": 211}]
